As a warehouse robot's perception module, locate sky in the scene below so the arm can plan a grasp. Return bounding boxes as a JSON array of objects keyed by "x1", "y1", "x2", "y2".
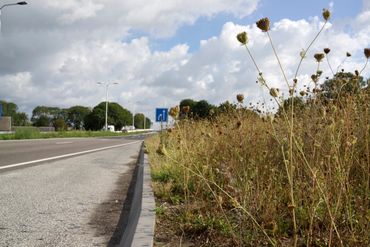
[{"x1": 0, "y1": 0, "x2": 369, "y2": 125}]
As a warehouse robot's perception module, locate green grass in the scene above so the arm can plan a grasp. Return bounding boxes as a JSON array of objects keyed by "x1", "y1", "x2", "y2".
[{"x1": 0, "y1": 129, "x2": 149, "y2": 140}]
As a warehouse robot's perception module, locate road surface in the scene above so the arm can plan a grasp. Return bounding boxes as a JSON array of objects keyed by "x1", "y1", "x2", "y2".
[{"x1": 0, "y1": 136, "x2": 144, "y2": 246}]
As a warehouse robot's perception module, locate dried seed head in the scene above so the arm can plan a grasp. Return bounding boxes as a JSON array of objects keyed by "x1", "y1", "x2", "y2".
[
  {"x1": 256, "y1": 17, "x2": 270, "y2": 32},
  {"x1": 236, "y1": 94, "x2": 244, "y2": 103},
  {"x1": 322, "y1": 9, "x2": 330, "y2": 21},
  {"x1": 364, "y1": 48, "x2": 370, "y2": 59},
  {"x1": 300, "y1": 91, "x2": 306, "y2": 96},
  {"x1": 300, "y1": 49, "x2": 306, "y2": 59},
  {"x1": 289, "y1": 88, "x2": 294, "y2": 96},
  {"x1": 355, "y1": 70, "x2": 359, "y2": 76},
  {"x1": 317, "y1": 70, "x2": 323, "y2": 76},
  {"x1": 324, "y1": 48, "x2": 331, "y2": 54},
  {"x1": 346, "y1": 52, "x2": 351, "y2": 57},
  {"x1": 269, "y1": 88, "x2": 279, "y2": 97},
  {"x1": 182, "y1": 105, "x2": 190, "y2": 114},
  {"x1": 236, "y1": 31, "x2": 248, "y2": 45},
  {"x1": 311, "y1": 74, "x2": 319, "y2": 83},
  {"x1": 169, "y1": 106, "x2": 180, "y2": 118},
  {"x1": 314, "y1": 53, "x2": 325, "y2": 62},
  {"x1": 293, "y1": 78, "x2": 298, "y2": 85}
]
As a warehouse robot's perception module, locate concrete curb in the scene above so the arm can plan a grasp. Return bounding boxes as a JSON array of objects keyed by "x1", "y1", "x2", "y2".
[
  {"x1": 117, "y1": 144, "x2": 155, "y2": 247},
  {"x1": 131, "y1": 152, "x2": 156, "y2": 247}
]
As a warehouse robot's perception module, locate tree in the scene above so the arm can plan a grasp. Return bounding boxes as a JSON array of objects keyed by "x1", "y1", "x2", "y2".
[
  {"x1": 0, "y1": 100, "x2": 29, "y2": 126},
  {"x1": 134, "y1": 113, "x2": 145, "y2": 129},
  {"x1": 276, "y1": 97, "x2": 306, "y2": 117},
  {"x1": 134, "y1": 113, "x2": 151, "y2": 129},
  {"x1": 180, "y1": 99, "x2": 197, "y2": 115},
  {"x1": 193, "y1": 100, "x2": 214, "y2": 118},
  {"x1": 0, "y1": 100, "x2": 17, "y2": 116},
  {"x1": 320, "y1": 72, "x2": 367, "y2": 100},
  {"x1": 67, "y1": 106, "x2": 91, "y2": 130},
  {"x1": 31, "y1": 106, "x2": 65, "y2": 127},
  {"x1": 84, "y1": 102, "x2": 132, "y2": 131},
  {"x1": 34, "y1": 115, "x2": 51, "y2": 127},
  {"x1": 54, "y1": 118, "x2": 67, "y2": 131},
  {"x1": 12, "y1": 112, "x2": 29, "y2": 126},
  {"x1": 216, "y1": 101, "x2": 237, "y2": 114},
  {"x1": 84, "y1": 108, "x2": 105, "y2": 131}
]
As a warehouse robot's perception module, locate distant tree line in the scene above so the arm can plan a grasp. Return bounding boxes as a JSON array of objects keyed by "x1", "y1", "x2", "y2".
[
  {"x1": 0, "y1": 101, "x2": 151, "y2": 131},
  {"x1": 176, "y1": 72, "x2": 368, "y2": 120}
]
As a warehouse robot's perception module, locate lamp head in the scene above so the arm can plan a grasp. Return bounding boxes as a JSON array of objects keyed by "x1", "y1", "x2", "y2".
[{"x1": 17, "y1": 1, "x2": 28, "y2": 5}]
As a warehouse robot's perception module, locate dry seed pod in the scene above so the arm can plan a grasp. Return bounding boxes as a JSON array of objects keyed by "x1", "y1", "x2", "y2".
[
  {"x1": 182, "y1": 106, "x2": 190, "y2": 114},
  {"x1": 322, "y1": 9, "x2": 330, "y2": 21},
  {"x1": 236, "y1": 94, "x2": 244, "y2": 103},
  {"x1": 269, "y1": 88, "x2": 279, "y2": 97},
  {"x1": 256, "y1": 17, "x2": 270, "y2": 32},
  {"x1": 314, "y1": 53, "x2": 325, "y2": 62},
  {"x1": 324, "y1": 48, "x2": 331, "y2": 54},
  {"x1": 236, "y1": 32, "x2": 248, "y2": 45},
  {"x1": 364, "y1": 48, "x2": 370, "y2": 59},
  {"x1": 346, "y1": 52, "x2": 351, "y2": 57}
]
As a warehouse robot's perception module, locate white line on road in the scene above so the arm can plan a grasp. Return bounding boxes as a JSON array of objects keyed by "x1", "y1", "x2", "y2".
[
  {"x1": 55, "y1": 142, "x2": 73, "y2": 145},
  {"x1": 0, "y1": 140, "x2": 142, "y2": 171}
]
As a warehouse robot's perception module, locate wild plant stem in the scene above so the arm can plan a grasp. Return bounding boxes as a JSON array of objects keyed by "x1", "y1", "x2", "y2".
[
  {"x1": 326, "y1": 55, "x2": 335, "y2": 76},
  {"x1": 294, "y1": 138, "x2": 344, "y2": 247},
  {"x1": 266, "y1": 30, "x2": 298, "y2": 246},
  {"x1": 165, "y1": 153, "x2": 277, "y2": 246},
  {"x1": 267, "y1": 31, "x2": 290, "y2": 88},
  {"x1": 359, "y1": 58, "x2": 368, "y2": 75},
  {"x1": 294, "y1": 20, "x2": 328, "y2": 79},
  {"x1": 336, "y1": 57, "x2": 347, "y2": 74}
]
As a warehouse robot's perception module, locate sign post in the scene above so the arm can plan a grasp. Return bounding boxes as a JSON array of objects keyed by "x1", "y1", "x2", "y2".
[
  {"x1": 0, "y1": 104, "x2": 2, "y2": 117},
  {"x1": 156, "y1": 108, "x2": 168, "y2": 147}
]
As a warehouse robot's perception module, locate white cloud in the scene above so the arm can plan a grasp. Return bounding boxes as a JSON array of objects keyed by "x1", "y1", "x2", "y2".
[{"x1": 0, "y1": 0, "x2": 369, "y2": 124}]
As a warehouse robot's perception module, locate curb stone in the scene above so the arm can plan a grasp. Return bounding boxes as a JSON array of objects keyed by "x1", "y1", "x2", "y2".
[
  {"x1": 118, "y1": 144, "x2": 155, "y2": 247},
  {"x1": 131, "y1": 152, "x2": 156, "y2": 246}
]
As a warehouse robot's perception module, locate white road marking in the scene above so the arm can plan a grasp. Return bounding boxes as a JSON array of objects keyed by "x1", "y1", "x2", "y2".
[
  {"x1": 55, "y1": 142, "x2": 73, "y2": 145},
  {"x1": 0, "y1": 140, "x2": 142, "y2": 171}
]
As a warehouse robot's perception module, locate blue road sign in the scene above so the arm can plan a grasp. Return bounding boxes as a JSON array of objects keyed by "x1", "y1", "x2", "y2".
[{"x1": 155, "y1": 108, "x2": 168, "y2": 122}]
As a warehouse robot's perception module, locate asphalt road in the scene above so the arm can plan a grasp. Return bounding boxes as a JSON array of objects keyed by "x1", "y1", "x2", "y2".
[
  {"x1": 0, "y1": 136, "x2": 145, "y2": 246},
  {"x1": 0, "y1": 135, "x2": 146, "y2": 168}
]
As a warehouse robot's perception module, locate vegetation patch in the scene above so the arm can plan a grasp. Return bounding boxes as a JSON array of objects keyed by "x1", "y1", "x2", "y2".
[{"x1": 146, "y1": 9, "x2": 369, "y2": 247}]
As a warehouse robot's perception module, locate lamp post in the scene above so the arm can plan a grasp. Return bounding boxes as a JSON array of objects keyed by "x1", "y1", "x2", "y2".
[
  {"x1": 97, "y1": 82, "x2": 118, "y2": 131},
  {"x1": 0, "y1": 2, "x2": 27, "y2": 33},
  {"x1": 0, "y1": 1, "x2": 27, "y2": 10}
]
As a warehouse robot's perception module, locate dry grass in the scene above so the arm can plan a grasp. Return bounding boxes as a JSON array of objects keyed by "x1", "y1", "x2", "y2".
[
  {"x1": 147, "y1": 90, "x2": 369, "y2": 246},
  {"x1": 146, "y1": 9, "x2": 369, "y2": 247}
]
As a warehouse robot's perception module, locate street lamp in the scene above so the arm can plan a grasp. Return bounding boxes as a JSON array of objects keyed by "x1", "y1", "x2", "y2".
[
  {"x1": 0, "y1": 2, "x2": 28, "y2": 33},
  {"x1": 0, "y1": 1, "x2": 28, "y2": 10},
  {"x1": 97, "y1": 82, "x2": 118, "y2": 131}
]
